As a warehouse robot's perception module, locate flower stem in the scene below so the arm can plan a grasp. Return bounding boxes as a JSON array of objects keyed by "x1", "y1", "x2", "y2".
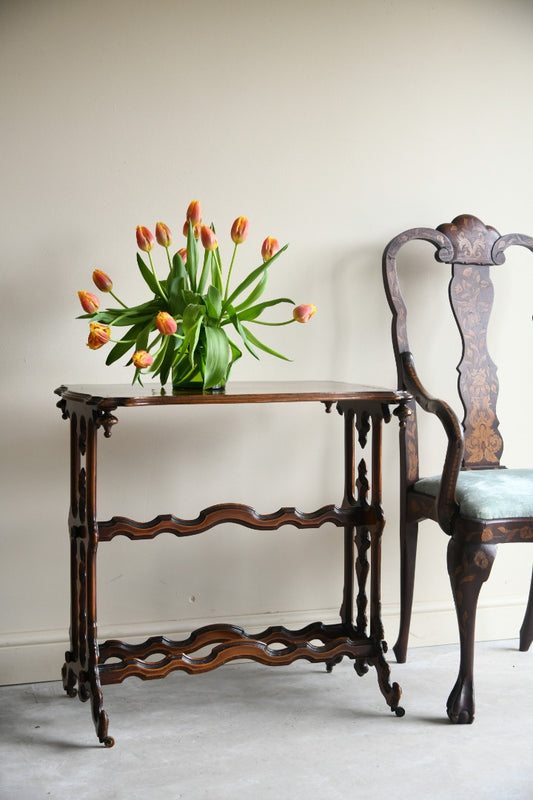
[
  {"x1": 223, "y1": 243, "x2": 239, "y2": 302},
  {"x1": 148, "y1": 251, "x2": 168, "y2": 301},
  {"x1": 110, "y1": 291, "x2": 129, "y2": 309},
  {"x1": 249, "y1": 319, "x2": 295, "y2": 326}
]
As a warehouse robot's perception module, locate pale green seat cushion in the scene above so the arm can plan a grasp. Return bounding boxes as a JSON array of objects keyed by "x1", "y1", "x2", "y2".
[{"x1": 414, "y1": 468, "x2": 533, "y2": 520}]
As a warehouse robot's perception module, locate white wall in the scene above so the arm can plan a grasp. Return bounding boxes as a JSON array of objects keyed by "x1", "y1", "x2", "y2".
[{"x1": 1, "y1": 0, "x2": 532, "y2": 684}]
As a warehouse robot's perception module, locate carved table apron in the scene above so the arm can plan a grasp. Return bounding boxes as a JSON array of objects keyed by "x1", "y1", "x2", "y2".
[{"x1": 55, "y1": 381, "x2": 410, "y2": 746}]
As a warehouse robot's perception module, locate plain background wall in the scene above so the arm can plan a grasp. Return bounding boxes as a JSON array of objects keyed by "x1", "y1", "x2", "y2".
[{"x1": 1, "y1": 0, "x2": 532, "y2": 684}]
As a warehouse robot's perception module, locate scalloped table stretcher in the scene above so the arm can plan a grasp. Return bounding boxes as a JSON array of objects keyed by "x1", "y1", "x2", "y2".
[{"x1": 55, "y1": 381, "x2": 411, "y2": 746}]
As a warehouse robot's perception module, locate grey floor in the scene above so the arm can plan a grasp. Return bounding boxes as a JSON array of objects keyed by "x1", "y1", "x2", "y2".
[{"x1": 1, "y1": 640, "x2": 531, "y2": 800}]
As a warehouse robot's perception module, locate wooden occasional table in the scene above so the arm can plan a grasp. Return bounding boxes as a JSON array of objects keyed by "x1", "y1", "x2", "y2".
[{"x1": 55, "y1": 381, "x2": 410, "y2": 747}]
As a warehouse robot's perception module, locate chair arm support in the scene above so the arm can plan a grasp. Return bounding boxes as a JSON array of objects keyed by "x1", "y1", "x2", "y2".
[{"x1": 400, "y1": 351, "x2": 464, "y2": 533}]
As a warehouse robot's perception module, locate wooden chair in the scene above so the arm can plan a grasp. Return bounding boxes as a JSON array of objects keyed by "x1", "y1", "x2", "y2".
[{"x1": 382, "y1": 214, "x2": 533, "y2": 723}]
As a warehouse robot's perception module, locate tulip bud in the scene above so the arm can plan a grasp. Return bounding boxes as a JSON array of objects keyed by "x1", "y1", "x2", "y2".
[
  {"x1": 155, "y1": 222, "x2": 172, "y2": 248},
  {"x1": 293, "y1": 303, "x2": 316, "y2": 323},
  {"x1": 155, "y1": 311, "x2": 178, "y2": 336},
  {"x1": 261, "y1": 237, "x2": 280, "y2": 262},
  {"x1": 78, "y1": 291, "x2": 100, "y2": 314},
  {"x1": 136, "y1": 225, "x2": 155, "y2": 252},
  {"x1": 183, "y1": 220, "x2": 200, "y2": 239},
  {"x1": 132, "y1": 350, "x2": 154, "y2": 369},
  {"x1": 177, "y1": 247, "x2": 187, "y2": 264},
  {"x1": 92, "y1": 269, "x2": 113, "y2": 292},
  {"x1": 200, "y1": 225, "x2": 218, "y2": 251},
  {"x1": 87, "y1": 322, "x2": 111, "y2": 349},
  {"x1": 186, "y1": 200, "x2": 202, "y2": 225},
  {"x1": 231, "y1": 216, "x2": 249, "y2": 244}
]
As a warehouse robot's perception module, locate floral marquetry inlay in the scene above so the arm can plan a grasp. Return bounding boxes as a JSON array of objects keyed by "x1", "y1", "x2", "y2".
[
  {"x1": 436, "y1": 215, "x2": 500, "y2": 265},
  {"x1": 450, "y1": 263, "x2": 503, "y2": 467}
]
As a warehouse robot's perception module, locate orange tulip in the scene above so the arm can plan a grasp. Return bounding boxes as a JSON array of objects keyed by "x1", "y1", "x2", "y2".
[
  {"x1": 155, "y1": 311, "x2": 178, "y2": 336},
  {"x1": 132, "y1": 350, "x2": 154, "y2": 368},
  {"x1": 200, "y1": 225, "x2": 218, "y2": 251},
  {"x1": 92, "y1": 269, "x2": 113, "y2": 292},
  {"x1": 155, "y1": 222, "x2": 172, "y2": 248},
  {"x1": 261, "y1": 237, "x2": 280, "y2": 262},
  {"x1": 186, "y1": 200, "x2": 202, "y2": 225},
  {"x1": 293, "y1": 303, "x2": 316, "y2": 323},
  {"x1": 136, "y1": 225, "x2": 155, "y2": 251},
  {"x1": 78, "y1": 291, "x2": 100, "y2": 314},
  {"x1": 177, "y1": 247, "x2": 187, "y2": 264},
  {"x1": 231, "y1": 216, "x2": 249, "y2": 244},
  {"x1": 182, "y1": 220, "x2": 200, "y2": 239},
  {"x1": 87, "y1": 322, "x2": 111, "y2": 349}
]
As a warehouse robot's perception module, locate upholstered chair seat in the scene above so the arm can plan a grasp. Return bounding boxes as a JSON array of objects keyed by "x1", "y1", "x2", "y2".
[{"x1": 415, "y1": 468, "x2": 533, "y2": 521}]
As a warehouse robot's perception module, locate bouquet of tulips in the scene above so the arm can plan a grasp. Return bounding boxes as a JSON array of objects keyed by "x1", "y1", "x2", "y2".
[{"x1": 77, "y1": 200, "x2": 316, "y2": 390}]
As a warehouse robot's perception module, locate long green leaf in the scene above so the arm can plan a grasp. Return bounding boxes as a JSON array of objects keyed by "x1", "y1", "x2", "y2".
[
  {"x1": 135, "y1": 320, "x2": 153, "y2": 352},
  {"x1": 150, "y1": 336, "x2": 171, "y2": 377},
  {"x1": 204, "y1": 326, "x2": 230, "y2": 388},
  {"x1": 242, "y1": 324, "x2": 291, "y2": 361},
  {"x1": 197, "y1": 251, "x2": 212, "y2": 295},
  {"x1": 171, "y1": 251, "x2": 188, "y2": 282},
  {"x1": 223, "y1": 243, "x2": 288, "y2": 310},
  {"x1": 205, "y1": 285, "x2": 222, "y2": 319},
  {"x1": 211, "y1": 244, "x2": 224, "y2": 293},
  {"x1": 236, "y1": 297, "x2": 294, "y2": 322},
  {"x1": 232, "y1": 272, "x2": 268, "y2": 314},
  {"x1": 168, "y1": 275, "x2": 186, "y2": 316},
  {"x1": 105, "y1": 321, "x2": 150, "y2": 365},
  {"x1": 186, "y1": 220, "x2": 199, "y2": 291},
  {"x1": 103, "y1": 312, "x2": 154, "y2": 327},
  {"x1": 137, "y1": 253, "x2": 160, "y2": 296},
  {"x1": 231, "y1": 316, "x2": 259, "y2": 359},
  {"x1": 159, "y1": 335, "x2": 178, "y2": 385},
  {"x1": 182, "y1": 304, "x2": 206, "y2": 364}
]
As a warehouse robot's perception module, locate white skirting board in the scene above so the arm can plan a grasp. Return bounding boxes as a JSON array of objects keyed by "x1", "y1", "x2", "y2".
[{"x1": 0, "y1": 598, "x2": 528, "y2": 686}]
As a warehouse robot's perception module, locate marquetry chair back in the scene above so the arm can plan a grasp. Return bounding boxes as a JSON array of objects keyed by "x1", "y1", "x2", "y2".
[{"x1": 382, "y1": 213, "x2": 533, "y2": 723}]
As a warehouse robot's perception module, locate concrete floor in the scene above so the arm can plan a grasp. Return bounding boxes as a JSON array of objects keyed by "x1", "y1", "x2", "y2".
[{"x1": 1, "y1": 640, "x2": 531, "y2": 800}]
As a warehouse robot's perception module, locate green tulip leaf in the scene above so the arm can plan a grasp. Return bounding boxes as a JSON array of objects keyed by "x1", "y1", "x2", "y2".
[
  {"x1": 241, "y1": 324, "x2": 291, "y2": 361},
  {"x1": 137, "y1": 253, "x2": 160, "y2": 297},
  {"x1": 150, "y1": 336, "x2": 171, "y2": 376},
  {"x1": 223, "y1": 244, "x2": 288, "y2": 310},
  {"x1": 197, "y1": 251, "x2": 212, "y2": 295},
  {"x1": 211, "y1": 246, "x2": 224, "y2": 293},
  {"x1": 135, "y1": 320, "x2": 153, "y2": 353},
  {"x1": 171, "y1": 252, "x2": 188, "y2": 282},
  {"x1": 204, "y1": 326, "x2": 230, "y2": 388},
  {"x1": 230, "y1": 315, "x2": 259, "y2": 359},
  {"x1": 237, "y1": 297, "x2": 294, "y2": 322},
  {"x1": 205, "y1": 285, "x2": 222, "y2": 319},
  {"x1": 168, "y1": 274, "x2": 186, "y2": 316},
  {"x1": 186, "y1": 220, "x2": 199, "y2": 291},
  {"x1": 182, "y1": 303, "x2": 206, "y2": 363},
  {"x1": 227, "y1": 336, "x2": 243, "y2": 370},
  {"x1": 159, "y1": 335, "x2": 178, "y2": 385},
  {"x1": 105, "y1": 321, "x2": 150, "y2": 365},
  {"x1": 233, "y1": 272, "x2": 268, "y2": 314},
  {"x1": 105, "y1": 339, "x2": 134, "y2": 366}
]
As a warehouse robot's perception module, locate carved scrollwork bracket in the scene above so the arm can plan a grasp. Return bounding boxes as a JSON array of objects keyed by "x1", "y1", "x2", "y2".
[
  {"x1": 94, "y1": 409, "x2": 118, "y2": 438},
  {"x1": 393, "y1": 400, "x2": 412, "y2": 429},
  {"x1": 56, "y1": 398, "x2": 69, "y2": 420}
]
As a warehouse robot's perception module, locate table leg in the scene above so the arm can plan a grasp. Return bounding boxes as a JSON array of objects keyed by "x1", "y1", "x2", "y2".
[{"x1": 62, "y1": 408, "x2": 114, "y2": 747}]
